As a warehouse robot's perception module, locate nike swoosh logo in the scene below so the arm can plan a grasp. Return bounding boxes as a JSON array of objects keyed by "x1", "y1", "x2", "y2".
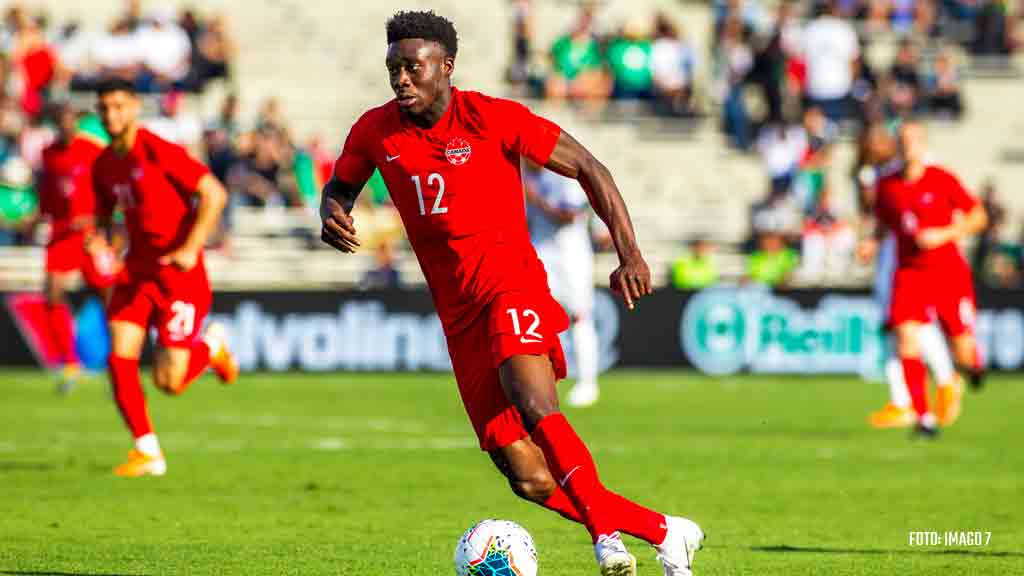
[
  {"x1": 519, "y1": 337, "x2": 543, "y2": 344},
  {"x1": 386, "y1": 154, "x2": 400, "y2": 162},
  {"x1": 559, "y1": 465, "x2": 582, "y2": 487}
]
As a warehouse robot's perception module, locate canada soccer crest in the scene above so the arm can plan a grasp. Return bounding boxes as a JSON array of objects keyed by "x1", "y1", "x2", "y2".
[{"x1": 445, "y1": 137, "x2": 471, "y2": 165}]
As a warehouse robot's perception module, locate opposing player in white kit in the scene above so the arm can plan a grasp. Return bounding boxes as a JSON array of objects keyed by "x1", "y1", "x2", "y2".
[{"x1": 524, "y1": 161, "x2": 601, "y2": 407}]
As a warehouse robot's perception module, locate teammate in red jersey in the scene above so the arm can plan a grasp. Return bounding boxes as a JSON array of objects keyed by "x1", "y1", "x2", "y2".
[
  {"x1": 89, "y1": 79, "x2": 239, "y2": 477},
  {"x1": 32, "y1": 102, "x2": 114, "y2": 391},
  {"x1": 320, "y1": 12, "x2": 702, "y2": 575},
  {"x1": 874, "y1": 120, "x2": 987, "y2": 438}
]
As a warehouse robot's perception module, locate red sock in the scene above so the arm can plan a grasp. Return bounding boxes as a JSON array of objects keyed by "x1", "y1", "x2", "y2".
[
  {"x1": 46, "y1": 303, "x2": 78, "y2": 366},
  {"x1": 542, "y1": 487, "x2": 584, "y2": 523},
  {"x1": 109, "y1": 356, "x2": 152, "y2": 438},
  {"x1": 172, "y1": 341, "x2": 211, "y2": 395},
  {"x1": 531, "y1": 414, "x2": 668, "y2": 545},
  {"x1": 902, "y1": 357, "x2": 929, "y2": 417}
]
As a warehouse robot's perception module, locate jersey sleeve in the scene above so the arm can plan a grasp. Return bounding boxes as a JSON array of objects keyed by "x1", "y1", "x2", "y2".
[
  {"x1": 941, "y1": 169, "x2": 977, "y2": 212},
  {"x1": 333, "y1": 112, "x2": 377, "y2": 186},
  {"x1": 149, "y1": 135, "x2": 210, "y2": 192},
  {"x1": 495, "y1": 99, "x2": 562, "y2": 166}
]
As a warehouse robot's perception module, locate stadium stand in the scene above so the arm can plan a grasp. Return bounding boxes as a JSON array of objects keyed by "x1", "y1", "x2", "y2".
[{"x1": 1, "y1": 0, "x2": 1023, "y2": 290}]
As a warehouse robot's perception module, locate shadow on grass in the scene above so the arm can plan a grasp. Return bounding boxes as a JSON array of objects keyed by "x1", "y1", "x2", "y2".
[{"x1": 751, "y1": 545, "x2": 1024, "y2": 558}]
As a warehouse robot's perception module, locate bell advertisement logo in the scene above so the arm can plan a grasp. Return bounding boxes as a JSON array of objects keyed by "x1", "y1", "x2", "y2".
[{"x1": 681, "y1": 287, "x2": 884, "y2": 376}]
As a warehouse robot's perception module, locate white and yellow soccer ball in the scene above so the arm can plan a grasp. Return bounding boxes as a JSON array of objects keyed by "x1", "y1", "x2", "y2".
[{"x1": 454, "y1": 519, "x2": 538, "y2": 576}]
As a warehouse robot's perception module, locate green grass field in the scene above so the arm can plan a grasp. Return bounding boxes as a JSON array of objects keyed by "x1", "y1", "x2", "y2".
[{"x1": 0, "y1": 369, "x2": 1021, "y2": 575}]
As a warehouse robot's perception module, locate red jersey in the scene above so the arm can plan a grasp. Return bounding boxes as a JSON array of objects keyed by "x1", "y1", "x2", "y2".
[
  {"x1": 876, "y1": 165, "x2": 978, "y2": 272},
  {"x1": 39, "y1": 137, "x2": 103, "y2": 242},
  {"x1": 334, "y1": 88, "x2": 563, "y2": 333},
  {"x1": 93, "y1": 128, "x2": 210, "y2": 272}
]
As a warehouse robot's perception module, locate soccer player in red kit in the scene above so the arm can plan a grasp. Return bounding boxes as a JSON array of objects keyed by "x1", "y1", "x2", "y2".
[
  {"x1": 33, "y1": 102, "x2": 115, "y2": 391},
  {"x1": 875, "y1": 120, "x2": 987, "y2": 438},
  {"x1": 90, "y1": 79, "x2": 239, "y2": 477},
  {"x1": 320, "y1": 12, "x2": 703, "y2": 576}
]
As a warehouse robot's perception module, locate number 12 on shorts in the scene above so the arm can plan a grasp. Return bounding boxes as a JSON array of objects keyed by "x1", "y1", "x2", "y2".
[{"x1": 506, "y1": 308, "x2": 543, "y2": 344}]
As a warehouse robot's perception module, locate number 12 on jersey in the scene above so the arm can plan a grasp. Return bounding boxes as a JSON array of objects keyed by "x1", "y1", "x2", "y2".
[{"x1": 411, "y1": 173, "x2": 448, "y2": 216}]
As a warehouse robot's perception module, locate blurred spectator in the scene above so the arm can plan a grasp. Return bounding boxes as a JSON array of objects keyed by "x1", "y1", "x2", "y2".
[
  {"x1": 887, "y1": 37, "x2": 924, "y2": 116},
  {"x1": 361, "y1": 240, "x2": 402, "y2": 290},
  {"x1": 306, "y1": 134, "x2": 335, "y2": 188},
  {"x1": 927, "y1": 49, "x2": 964, "y2": 118},
  {"x1": 715, "y1": 16, "x2": 754, "y2": 149},
  {"x1": 546, "y1": 6, "x2": 611, "y2": 101},
  {"x1": 650, "y1": 12, "x2": 697, "y2": 116},
  {"x1": 973, "y1": 180, "x2": 1006, "y2": 274},
  {"x1": 671, "y1": 237, "x2": 720, "y2": 289},
  {"x1": 971, "y1": 0, "x2": 1016, "y2": 55},
  {"x1": 228, "y1": 128, "x2": 301, "y2": 208},
  {"x1": 607, "y1": 18, "x2": 653, "y2": 100},
  {"x1": 507, "y1": 0, "x2": 533, "y2": 86},
  {"x1": 256, "y1": 97, "x2": 288, "y2": 136},
  {"x1": 757, "y1": 119, "x2": 808, "y2": 196},
  {"x1": 135, "y1": 7, "x2": 191, "y2": 91},
  {"x1": 6, "y1": 9, "x2": 61, "y2": 119},
  {"x1": 748, "y1": 230, "x2": 798, "y2": 286},
  {"x1": 802, "y1": 0, "x2": 860, "y2": 122},
  {"x1": 144, "y1": 91, "x2": 200, "y2": 148},
  {"x1": 796, "y1": 187, "x2": 856, "y2": 283},
  {"x1": 121, "y1": 0, "x2": 144, "y2": 32},
  {"x1": 88, "y1": 19, "x2": 142, "y2": 85},
  {"x1": 186, "y1": 13, "x2": 234, "y2": 91}
]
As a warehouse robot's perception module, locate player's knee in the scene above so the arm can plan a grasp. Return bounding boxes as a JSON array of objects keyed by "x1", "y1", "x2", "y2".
[
  {"x1": 153, "y1": 369, "x2": 184, "y2": 395},
  {"x1": 896, "y1": 328, "x2": 920, "y2": 358},
  {"x1": 519, "y1": 400, "x2": 559, "y2": 432},
  {"x1": 509, "y1": 470, "x2": 556, "y2": 504}
]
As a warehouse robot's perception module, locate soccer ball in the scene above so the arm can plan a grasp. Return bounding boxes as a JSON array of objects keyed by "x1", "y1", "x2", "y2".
[{"x1": 454, "y1": 519, "x2": 538, "y2": 576}]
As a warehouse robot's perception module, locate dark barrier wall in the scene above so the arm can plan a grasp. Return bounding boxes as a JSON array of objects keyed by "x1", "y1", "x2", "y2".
[{"x1": 3, "y1": 287, "x2": 1024, "y2": 374}]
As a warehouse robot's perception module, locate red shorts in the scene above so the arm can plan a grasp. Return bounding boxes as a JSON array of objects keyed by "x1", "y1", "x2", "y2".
[
  {"x1": 107, "y1": 261, "x2": 211, "y2": 348},
  {"x1": 447, "y1": 291, "x2": 570, "y2": 451},
  {"x1": 45, "y1": 234, "x2": 120, "y2": 289},
  {"x1": 889, "y1": 267, "x2": 977, "y2": 337},
  {"x1": 45, "y1": 234, "x2": 87, "y2": 274}
]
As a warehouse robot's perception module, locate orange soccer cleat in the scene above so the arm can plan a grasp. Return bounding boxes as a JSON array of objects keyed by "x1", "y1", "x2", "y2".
[
  {"x1": 203, "y1": 322, "x2": 239, "y2": 385},
  {"x1": 868, "y1": 402, "x2": 916, "y2": 429},
  {"x1": 935, "y1": 376, "x2": 964, "y2": 426},
  {"x1": 113, "y1": 449, "x2": 167, "y2": 477}
]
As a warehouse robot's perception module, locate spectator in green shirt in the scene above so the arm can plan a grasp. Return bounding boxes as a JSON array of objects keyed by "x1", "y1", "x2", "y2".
[
  {"x1": 672, "y1": 238, "x2": 719, "y2": 290},
  {"x1": 546, "y1": 6, "x2": 611, "y2": 102},
  {"x1": 606, "y1": 17, "x2": 653, "y2": 99},
  {"x1": 748, "y1": 231, "x2": 798, "y2": 287}
]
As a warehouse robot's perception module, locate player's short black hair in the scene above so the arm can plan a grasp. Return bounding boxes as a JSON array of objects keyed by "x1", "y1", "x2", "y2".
[
  {"x1": 96, "y1": 77, "x2": 137, "y2": 97},
  {"x1": 386, "y1": 10, "x2": 458, "y2": 58}
]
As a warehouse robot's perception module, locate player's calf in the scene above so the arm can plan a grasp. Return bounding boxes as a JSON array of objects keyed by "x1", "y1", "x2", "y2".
[{"x1": 489, "y1": 440, "x2": 557, "y2": 504}]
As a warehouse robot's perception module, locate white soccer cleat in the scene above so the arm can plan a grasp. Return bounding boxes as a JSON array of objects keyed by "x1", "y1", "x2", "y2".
[
  {"x1": 567, "y1": 382, "x2": 600, "y2": 408},
  {"x1": 595, "y1": 532, "x2": 637, "y2": 576},
  {"x1": 655, "y1": 516, "x2": 704, "y2": 576}
]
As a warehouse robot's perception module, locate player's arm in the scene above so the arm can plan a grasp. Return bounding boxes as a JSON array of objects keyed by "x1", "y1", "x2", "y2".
[
  {"x1": 319, "y1": 175, "x2": 365, "y2": 253},
  {"x1": 160, "y1": 174, "x2": 227, "y2": 270},
  {"x1": 543, "y1": 130, "x2": 650, "y2": 309},
  {"x1": 917, "y1": 204, "x2": 987, "y2": 250}
]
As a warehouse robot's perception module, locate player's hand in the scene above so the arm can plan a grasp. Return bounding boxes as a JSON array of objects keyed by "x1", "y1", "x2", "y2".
[
  {"x1": 320, "y1": 194, "x2": 360, "y2": 253},
  {"x1": 609, "y1": 252, "x2": 652, "y2": 311},
  {"x1": 916, "y1": 227, "x2": 951, "y2": 250},
  {"x1": 84, "y1": 234, "x2": 111, "y2": 256},
  {"x1": 159, "y1": 247, "x2": 200, "y2": 271}
]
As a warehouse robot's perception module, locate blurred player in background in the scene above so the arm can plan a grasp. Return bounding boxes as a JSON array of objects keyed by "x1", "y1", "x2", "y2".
[
  {"x1": 90, "y1": 79, "x2": 238, "y2": 477},
  {"x1": 857, "y1": 122, "x2": 961, "y2": 429},
  {"x1": 874, "y1": 120, "x2": 986, "y2": 438},
  {"x1": 31, "y1": 101, "x2": 118, "y2": 393},
  {"x1": 524, "y1": 161, "x2": 601, "y2": 408},
  {"x1": 320, "y1": 11, "x2": 703, "y2": 576}
]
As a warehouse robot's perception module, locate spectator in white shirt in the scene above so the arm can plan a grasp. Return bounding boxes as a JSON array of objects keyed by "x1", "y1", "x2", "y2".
[
  {"x1": 801, "y1": 0, "x2": 860, "y2": 121},
  {"x1": 136, "y1": 7, "x2": 191, "y2": 90},
  {"x1": 651, "y1": 12, "x2": 697, "y2": 117}
]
